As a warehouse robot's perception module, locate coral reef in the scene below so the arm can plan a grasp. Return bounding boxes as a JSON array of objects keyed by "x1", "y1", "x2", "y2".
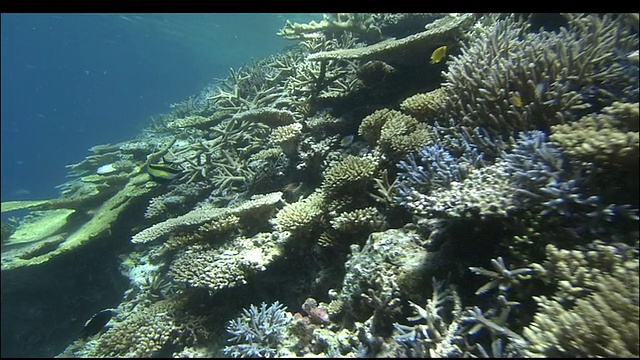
[
  {"x1": 2, "y1": 13, "x2": 637, "y2": 359},
  {"x1": 550, "y1": 101, "x2": 639, "y2": 166},
  {"x1": 132, "y1": 192, "x2": 283, "y2": 244},
  {"x1": 321, "y1": 155, "x2": 377, "y2": 197},
  {"x1": 223, "y1": 301, "x2": 292, "y2": 358},
  {"x1": 400, "y1": 87, "x2": 448, "y2": 121},
  {"x1": 523, "y1": 241, "x2": 639, "y2": 357}
]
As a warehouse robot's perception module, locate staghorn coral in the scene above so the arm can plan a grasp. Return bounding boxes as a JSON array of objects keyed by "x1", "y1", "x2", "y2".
[
  {"x1": 523, "y1": 241, "x2": 639, "y2": 357},
  {"x1": 282, "y1": 35, "x2": 361, "y2": 112},
  {"x1": 393, "y1": 143, "x2": 488, "y2": 217},
  {"x1": 394, "y1": 144, "x2": 482, "y2": 199},
  {"x1": 223, "y1": 301, "x2": 292, "y2": 358},
  {"x1": 321, "y1": 155, "x2": 378, "y2": 198},
  {"x1": 501, "y1": 130, "x2": 638, "y2": 222},
  {"x1": 550, "y1": 102, "x2": 640, "y2": 166},
  {"x1": 469, "y1": 257, "x2": 535, "y2": 296},
  {"x1": 393, "y1": 277, "x2": 465, "y2": 358},
  {"x1": 441, "y1": 13, "x2": 639, "y2": 147}
]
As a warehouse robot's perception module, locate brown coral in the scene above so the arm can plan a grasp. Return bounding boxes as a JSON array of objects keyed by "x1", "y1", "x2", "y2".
[
  {"x1": 321, "y1": 155, "x2": 377, "y2": 197},
  {"x1": 523, "y1": 241, "x2": 639, "y2": 357},
  {"x1": 550, "y1": 102, "x2": 639, "y2": 166},
  {"x1": 274, "y1": 191, "x2": 324, "y2": 234},
  {"x1": 358, "y1": 108, "x2": 434, "y2": 156},
  {"x1": 400, "y1": 87, "x2": 448, "y2": 121}
]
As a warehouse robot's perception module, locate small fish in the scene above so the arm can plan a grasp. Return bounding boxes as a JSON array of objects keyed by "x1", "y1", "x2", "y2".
[
  {"x1": 340, "y1": 134, "x2": 355, "y2": 148},
  {"x1": 510, "y1": 92, "x2": 523, "y2": 108},
  {"x1": 146, "y1": 162, "x2": 182, "y2": 181},
  {"x1": 430, "y1": 45, "x2": 448, "y2": 64},
  {"x1": 80, "y1": 308, "x2": 116, "y2": 340},
  {"x1": 283, "y1": 182, "x2": 304, "y2": 201}
]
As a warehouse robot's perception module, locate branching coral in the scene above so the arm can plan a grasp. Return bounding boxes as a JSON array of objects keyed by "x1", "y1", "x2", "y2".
[
  {"x1": 393, "y1": 143, "x2": 487, "y2": 217},
  {"x1": 442, "y1": 14, "x2": 639, "y2": 148},
  {"x1": 393, "y1": 277, "x2": 465, "y2": 358},
  {"x1": 169, "y1": 231, "x2": 288, "y2": 293},
  {"x1": 83, "y1": 297, "x2": 208, "y2": 357},
  {"x1": 550, "y1": 102, "x2": 639, "y2": 166},
  {"x1": 273, "y1": 190, "x2": 324, "y2": 235},
  {"x1": 400, "y1": 87, "x2": 448, "y2": 122},
  {"x1": 330, "y1": 206, "x2": 385, "y2": 234},
  {"x1": 321, "y1": 155, "x2": 378, "y2": 198},
  {"x1": 270, "y1": 122, "x2": 303, "y2": 156},
  {"x1": 469, "y1": 257, "x2": 535, "y2": 296},
  {"x1": 523, "y1": 240, "x2": 639, "y2": 357},
  {"x1": 223, "y1": 301, "x2": 292, "y2": 358},
  {"x1": 358, "y1": 108, "x2": 434, "y2": 156}
]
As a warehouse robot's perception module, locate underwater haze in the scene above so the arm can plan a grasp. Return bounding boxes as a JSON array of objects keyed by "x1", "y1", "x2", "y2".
[
  {"x1": 1, "y1": 13, "x2": 322, "y2": 357},
  {"x1": 1, "y1": 13, "x2": 318, "y2": 203},
  {"x1": 1, "y1": 13, "x2": 638, "y2": 359}
]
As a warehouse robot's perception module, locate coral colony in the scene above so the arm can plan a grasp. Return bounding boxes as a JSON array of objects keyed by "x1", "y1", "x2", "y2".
[{"x1": 2, "y1": 13, "x2": 638, "y2": 357}]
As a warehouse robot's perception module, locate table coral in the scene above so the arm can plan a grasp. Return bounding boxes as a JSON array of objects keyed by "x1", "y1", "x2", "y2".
[{"x1": 131, "y1": 192, "x2": 282, "y2": 244}]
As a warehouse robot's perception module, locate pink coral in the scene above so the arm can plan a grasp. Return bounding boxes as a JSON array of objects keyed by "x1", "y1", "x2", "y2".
[{"x1": 301, "y1": 298, "x2": 330, "y2": 325}]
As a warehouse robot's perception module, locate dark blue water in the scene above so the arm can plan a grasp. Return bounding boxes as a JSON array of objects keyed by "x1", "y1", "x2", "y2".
[{"x1": 1, "y1": 13, "x2": 320, "y2": 203}]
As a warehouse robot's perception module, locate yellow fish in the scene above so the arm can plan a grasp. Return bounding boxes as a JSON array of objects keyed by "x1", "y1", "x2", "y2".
[
  {"x1": 430, "y1": 45, "x2": 448, "y2": 64},
  {"x1": 510, "y1": 92, "x2": 523, "y2": 108}
]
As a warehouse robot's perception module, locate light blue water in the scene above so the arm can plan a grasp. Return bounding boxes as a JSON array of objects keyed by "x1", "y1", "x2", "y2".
[{"x1": 1, "y1": 13, "x2": 320, "y2": 202}]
